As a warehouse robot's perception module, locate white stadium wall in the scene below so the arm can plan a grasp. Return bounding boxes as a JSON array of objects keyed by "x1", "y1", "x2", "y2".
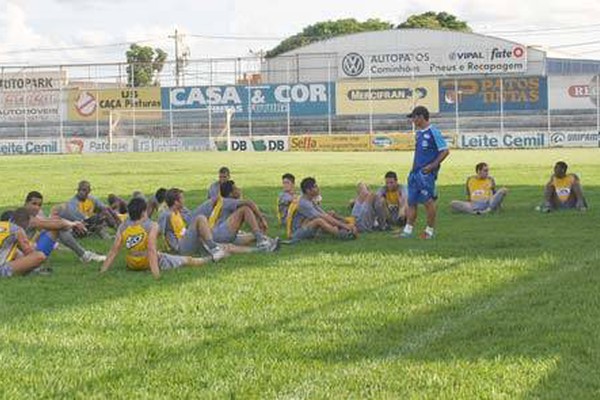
[{"x1": 262, "y1": 29, "x2": 546, "y2": 83}]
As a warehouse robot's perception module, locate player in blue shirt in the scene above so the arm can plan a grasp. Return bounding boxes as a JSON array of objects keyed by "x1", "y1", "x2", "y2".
[{"x1": 399, "y1": 106, "x2": 450, "y2": 239}]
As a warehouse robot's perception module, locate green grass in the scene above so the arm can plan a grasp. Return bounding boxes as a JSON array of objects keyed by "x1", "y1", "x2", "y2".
[{"x1": 1, "y1": 149, "x2": 599, "y2": 399}]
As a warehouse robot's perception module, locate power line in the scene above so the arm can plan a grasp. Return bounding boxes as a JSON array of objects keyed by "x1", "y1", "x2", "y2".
[
  {"x1": 482, "y1": 23, "x2": 600, "y2": 35},
  {"x1": 551, "y1": 39, "x2": 600, "y2": 49},
  {"x1": 0, "y1": 37, "x2": 164, "y2": 55},
  {"x1": 188, "y1": 34, "x2": 284, "y2": 41}
]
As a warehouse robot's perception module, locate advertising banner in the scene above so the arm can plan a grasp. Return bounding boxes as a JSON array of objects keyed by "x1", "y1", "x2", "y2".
[
  {"x1": 548, "y1": 131, "x2": 599, "y2": 148},
  {"x1": 458, "y1": 132, "x2": 547, "y2": 149},
  {"x1": 336, "y1": 79, "x2": 439, "y2": 115},
  {"x1": 67, "y1": 88, "x2": 162, "y2": 121},
  {"x1": 290, "y1": 134, "x2": 370, "y2": 151},
  {"x1": 339, "y1": 45, "x2": 527, "y2": 79},
  {"x1": 368, "y1": 133, "x2": 415, "y2": 150},
  {"x1": 133, "y1": 137, "x2": 212, "y2": 152},
  {"x1": 64, "y1": 138, "x2": 133, "y2": 153},
  {"x1": 0, "y1": 71, "x2": 65, "y2": 123},
  {"x1": 212, "y1": 136, "x2": 289, "y2": 152},
  {"x1": 162, "y1": 82, "x2": 334, "y2": 117},
  {"x1": 548, "y1": 75, "x2": 599, "y2": 110},
  {"x1": 0, "y1": 139, "x2": 62, "y2": 155},
  {"x1": 439, "y1": 77, "x2": 548, "y2": 112}
]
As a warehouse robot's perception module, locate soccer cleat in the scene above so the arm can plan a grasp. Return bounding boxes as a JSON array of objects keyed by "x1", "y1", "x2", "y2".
[
  {"x1": 337, "y1": 229, "x2": 356, "y2": 240},
  {"x1": 396, "y1": 231, "x2": 414, "y2": 239},
  {"x1": 81, "y1": 251, "x2": 107, "y2": 263},
  {"x1": 257, "y1": 237, "x2": 280, "y2": 252},
  {"x1": 209, "y1": 246, "x2": 227, "y2": 262},
  {"x1": 30, "y1": 266, "x2": 53, "y2": 276},
  {"x1": 419, "y1": 231, "x2": 434, "y2": 240}
]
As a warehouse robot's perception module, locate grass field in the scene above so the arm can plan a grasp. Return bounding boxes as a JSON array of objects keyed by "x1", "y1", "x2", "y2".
[{"x1": 1, "y1": 149, "x2": 599, "y2": 399}]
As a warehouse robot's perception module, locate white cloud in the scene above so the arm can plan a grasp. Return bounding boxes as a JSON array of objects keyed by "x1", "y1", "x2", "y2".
[{"x1": 1, "y1": 0, "x2": 599, "y2": 68}]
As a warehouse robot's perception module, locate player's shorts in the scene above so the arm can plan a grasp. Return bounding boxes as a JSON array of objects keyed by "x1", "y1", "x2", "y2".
[
  {"x1": 0, "y1": 262, "x2": 13, "y2": 278},
  {"x1": 292, "y1": 226, "x2": 318, "y2": 241},
  {"x1": 75, "y1": 214, "x2": 107, "y2": 238},
  {"x1": 178, "y1": 227, "x2": 203, "y2": 255},
  {"x1": 35, "y1": 231, "x2": 56, "y2": 257},
  {"x1": 472, "y1": 200, "x2": 490, "y2": 212},
  {"x1": 213, "y1": 222, "x2": 237, "y2": 243},
  {"x1": 407, "y1": 170, "x2": 437, "y2": 206},
  {"x1": 352, "y1": 201, "x2": 375, "y2": 233},
  {"x1": 158, "y1": 252, "x2": 188, "y2": 270}
]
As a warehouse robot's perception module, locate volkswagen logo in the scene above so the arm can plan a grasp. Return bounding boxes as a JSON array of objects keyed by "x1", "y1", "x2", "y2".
[{"x1": 342, "y1": 53, "x2": 365, "y2": 77}]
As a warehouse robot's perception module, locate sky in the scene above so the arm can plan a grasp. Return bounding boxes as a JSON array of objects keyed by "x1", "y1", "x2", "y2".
[{"x1": 2, "y1": 0, "x2": 600, "y2": 67}]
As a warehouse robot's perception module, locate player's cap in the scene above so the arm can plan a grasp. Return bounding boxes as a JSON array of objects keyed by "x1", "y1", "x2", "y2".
[{"x1": 407, "y1": 106, "x2": 429, "y2": 119}]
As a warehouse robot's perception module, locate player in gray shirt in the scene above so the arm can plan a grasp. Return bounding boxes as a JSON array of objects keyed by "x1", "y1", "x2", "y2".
[
  {"x1": 277, "y1": 173, "x2": 296, "y2": 226},
  {"x1": 210, "y1": 180, "x2": 278, "y2": 251},
  {"x1": 55, "y1": 180, "x2": 120, "y2": 239},
  {"x1": 290, "y1": 177, "x2": 357, "y2": 242},
  {"x1": 207, "y1": 166, "x2": 231, "y2": 200}
]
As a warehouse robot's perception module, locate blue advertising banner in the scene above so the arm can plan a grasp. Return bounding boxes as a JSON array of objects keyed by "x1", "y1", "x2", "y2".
[
  {"x1": 161, "y1": 82, "x2": 335, "y2": 117},
  {"x1": 439, "y1": 76, "x2": 548, "y2": 112}
]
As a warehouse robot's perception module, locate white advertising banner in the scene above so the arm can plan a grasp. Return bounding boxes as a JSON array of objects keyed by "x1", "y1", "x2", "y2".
[
  {"x1": 548, "y1": 131, "x2": 599, "y2": 148},
  {"x1": 0, "y1": 139, "x2": 62, "y2": 155},
  {"x1": 0, "y1": 71, "x2": 66, "y2": 122},
  {"x1": 64, "y1": 138, "x2": 133, "y2": 154},
  {"x1": 458, "y1": 132, "x2": 547, "y2": 149},
  {"x1": 548, "y1": 75, "x2": 599, "y2": 110},
  {"x1": 339, "y1": 45, "x2": 527, "y2": 78},
  {"x1": 212, "y1": 136, "x2": 289, "y2": 152}
]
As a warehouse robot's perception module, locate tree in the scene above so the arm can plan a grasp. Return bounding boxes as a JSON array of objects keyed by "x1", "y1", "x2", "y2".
[
  {"x1": 397, "y1": 11, "x2": 471, "y2": 32},
  {"x1": 126, "y1": 44, "x2": 168, "y2": 87},
  {"x1": 265, "y1": 18, "x2": 392, "y2": 58}
]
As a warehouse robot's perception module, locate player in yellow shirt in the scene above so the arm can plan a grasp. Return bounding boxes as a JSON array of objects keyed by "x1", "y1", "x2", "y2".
[
  {"x1": 540, "y1": 161, "x2": 587, "y2": 212},
  {"x1": 101, "y1": 197, "x2": 222, "y2": 279},
  {"x1": 376, "y1": 171, "x2": 408, "y2": 228},
  {"x1": 450, "y1": 162, "x2": 508, "y2": 215},
  {"x1": 0, "y1": 208, "x2": 51, "y2": 278},
  {"x1": 55, "y1": 180, "x2": 120, "y2": 238}
]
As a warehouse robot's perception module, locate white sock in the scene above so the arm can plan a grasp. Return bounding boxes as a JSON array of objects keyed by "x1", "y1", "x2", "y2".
[
  {"x1": 425, "y1": 226, "x2": 435, "y2": 236},
  {"x1": 403, "y1": 224, "x2": 413, "y2": 234}
]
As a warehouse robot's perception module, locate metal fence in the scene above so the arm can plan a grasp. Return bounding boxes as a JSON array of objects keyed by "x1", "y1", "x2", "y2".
[{"x1": 1, "y1": 56, "x2": 599, "y2": 141}]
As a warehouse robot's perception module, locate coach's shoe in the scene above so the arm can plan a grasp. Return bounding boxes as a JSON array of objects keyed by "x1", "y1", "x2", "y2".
[{"x1": 81, "y1": 251, "x2": 107, "y2": 263}]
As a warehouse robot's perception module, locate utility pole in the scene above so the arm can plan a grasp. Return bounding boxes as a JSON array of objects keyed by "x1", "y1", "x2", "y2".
[{"x1": 169, "y1": 29, "x2": 182, "y2": 86}]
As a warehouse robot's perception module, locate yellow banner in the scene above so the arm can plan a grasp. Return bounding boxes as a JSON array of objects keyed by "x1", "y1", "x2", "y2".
[
  {"x1": 290, "y1": 135, "x2": 370, "y2": 151},
  {"x1": 336, "y1": 79, "x2": 439, "y2": 116},
  {"x1": 67, "y1": 87, "x2": 162, "y2": 121},
  {"x1": 369, "y1": 133, "x2": 415, "y2": 151}
]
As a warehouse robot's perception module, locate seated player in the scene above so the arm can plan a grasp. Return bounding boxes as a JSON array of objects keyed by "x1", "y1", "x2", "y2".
[
  {"x1": 101, "y1": 198, "x2": 221, "y2": 279},
  {"x1": 350, "y1": 182, "x2": 387, "y2": 233},
  {"x1": 288, "y1": 177, "x2": 357, "y2": 242},
  {"x1": 24, "y1": 191, "x2": 105, "y2": 263},
  {"x1": 376, "y1": 171, "x2": 408, "y2": 228},
  {"x1": 209, "y1": 181, "x2": 279, "y2": 251},
  {"x1": 540, "y1": 161, "x2": 587, "y2": 212},
  {"x1": 146, "y1": 188, "x2": 167, "y2": 219},
  {"x1": 107, "y1": 194, "x2": 128, "y2": 222},
  {"x1": 158, "y1": 188, "x2": 227, "y2": 258},
  {"x1": 450, "y1": 162, "x2": 508, "y2": 215},
  {"x1": 55, "y1": 180, "x2": 120, "y2": 238},
  {"x1": 0, "y1": 208, "x2": 52, "y2": 278},
  {"x1": 207, "y1": 166, "x2": 230, "y2": 200},
  {"x1": 277, "y1": 173, "x2": 297, "y2": 226}
]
